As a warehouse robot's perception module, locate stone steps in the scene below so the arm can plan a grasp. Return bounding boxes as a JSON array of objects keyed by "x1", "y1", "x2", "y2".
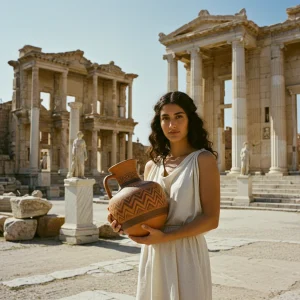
[
  {"x1": 253, "y1": 197, "x2": 300, "y2": 204},
  {"x1": 250, "y1": 202, "x2": 300, "y2": 209}
]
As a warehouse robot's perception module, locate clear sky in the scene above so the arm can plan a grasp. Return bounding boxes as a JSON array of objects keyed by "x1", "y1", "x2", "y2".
[{"x1": 1, "y1": 0, "x2": 299, "y2": 145}]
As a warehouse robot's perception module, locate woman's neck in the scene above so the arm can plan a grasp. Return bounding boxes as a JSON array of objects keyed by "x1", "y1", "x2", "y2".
[{"x1": 168, "y1": 141, "x2": 196, "y2": 158}]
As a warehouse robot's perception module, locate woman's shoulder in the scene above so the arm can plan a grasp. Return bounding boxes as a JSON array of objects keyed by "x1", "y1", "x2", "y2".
[{"x1": 197, "y1": 150, "x2": 217, "y2": 167}]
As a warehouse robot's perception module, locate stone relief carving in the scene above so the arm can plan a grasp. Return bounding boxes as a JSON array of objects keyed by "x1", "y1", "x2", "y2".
[
  {"x1": 198, "y1": 10, "x2": 210, "y2": 17},
  {"x1": 67, "y1": 131, "x2": 88, "y2": 178},
  {"x1": 240, "y1": 142, "x2": 250, "y2": 175},
  {"x1": 159, "y1": 33, "x2": 166, "y2": 40},
  {"x1": 235, "y1": 8, "x2": 247, "y2": 18}
]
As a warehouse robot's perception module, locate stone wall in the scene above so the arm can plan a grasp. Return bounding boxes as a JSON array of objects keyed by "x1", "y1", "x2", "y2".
[
  {"x1": 132, "y1": 142, "x2": 149, "y2": 175},
  {"x1": 0, "y1": 102, "x2": 11, "y2": 155}
]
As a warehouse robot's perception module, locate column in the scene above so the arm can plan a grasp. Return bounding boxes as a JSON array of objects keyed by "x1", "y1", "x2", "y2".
[
  {"x1": 111, "y1": 130, "x2": 117, "y2": 166},
  {"x1": 61, "y1": 71, "x2": 68, "y2": 111},
  {"x1": 119, "y1": 83, "x2": 126, "y2": 118},
  {"x1": 127, "y1": 132, "x2": 133, "y2": 159},
  {"x1": 269, "y1": 44, "x2": 287, "y2": 174},
  {"x1": 163, "y1": 54, "x2": 178, "y2": 92},
  {"x1": 92, "y1": 73, "x2": 98, "y2": 114},
  {"x1": 184, "y1": 63, "x2": 191, "y2": 97},
  {"x1": 290, "y1": 91, "x2": 299, "y2": 171},
  {"x1": 128, "y1": 83, "x2": 132, "y2": 119},
  {"x1": 119, "y1": 133, "x2": 126, "y2": 161},
  {"x1": 29, "y1": 65, "x2": 40, "y2": 173},
  {"x1": 230, "y1": 40, "x2": 247, "y2": 174},
  {"x1": 91, "y1": 129, "x2": 98, "y2": 175},
  {"x1": 112, "y1": 79, "x2": 117, "y2": 117},
  {"x1": 59, "y1": 125, "x2": 68, "y2": 175},
  {"x1": 189, "y1": 48, "x2": 203, "y2": 117},
  {"x1": 67, "y1": 102, "x2": 82, "y2": 178}
]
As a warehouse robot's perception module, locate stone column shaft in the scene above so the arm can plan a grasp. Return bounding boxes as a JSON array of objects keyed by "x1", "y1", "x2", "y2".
[
  {"x1": 269, "y1": 44, "x2": 287, "y2": 174},
  {"x1": 291, "y1": 93, "x2": 299, "y2": 171},
  {"x1": 119, "y1": 133, "x2": 126, "y2": 161},
  {"x1": 163, "y1": 54, "x2": 178, "y2": 92},
  {"x1": 111, "y1": 131, "x2": 117, "y2": 166},
  {"x1": 127, "y1": 132, "x2": 133, "y2": 159},
  {"x1": 93, "y1": 74, "x2": 98, "y2": 114},
  {"x1": 61, "y1": 71, "x2": 68, "y2": 111},
  {"x1": 67, "y1": 102, "x2": 82, "y2": 177},
  {"x1": 230, "y1": 40, "x2": 247, "y2": 174},
  {"x1": 184, "y1": 63, "x2": 191, "y2": 97},
  {"x1": 189, "y1": 48, "x2": 203, "y2": 117},
  {"x1": 112, "y1": 80, "x2": 117, "y2": 117},
  {"x1": 91, "y1": 129, "x2": 98, "y2": 174},
  {"x1": 59, "y1": 126, "x2": 68, "y2": 174},
  {"x1": 30, "y1": 66, "x2": 40, "y2": 173},
  {"x1": 128, "y1": 83, "x2": 132, "y2": 119}
]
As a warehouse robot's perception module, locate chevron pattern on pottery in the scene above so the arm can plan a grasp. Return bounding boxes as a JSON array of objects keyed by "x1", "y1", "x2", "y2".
[{"x1": 109, "y1": 182, "x2": 168, "y2": 224}]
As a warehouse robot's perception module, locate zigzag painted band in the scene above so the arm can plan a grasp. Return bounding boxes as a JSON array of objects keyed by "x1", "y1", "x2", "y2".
[{"x1": 122, "y1": 206, "x2": 168, "y2": 231}]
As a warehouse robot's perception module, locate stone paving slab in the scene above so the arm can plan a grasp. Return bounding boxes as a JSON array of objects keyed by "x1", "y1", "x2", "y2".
[
  {"x1": 211, "y1": 255, "x2": 300, "y2": 293},
  {"x1": 50, "y1": 266, "x2": 99, "y2": 280},
  {"x1": 102, "y1": 263, "x2": 133, "y2": 274},
  {"x1": 270, "y1": 290, "x2": 300, "y2": 299},
  {"x1": 1, "y1": 274, "x2": 55, "y2": 287},
  {"x1": 59, "y1": 290, "x2": 135, "y2": 300}
]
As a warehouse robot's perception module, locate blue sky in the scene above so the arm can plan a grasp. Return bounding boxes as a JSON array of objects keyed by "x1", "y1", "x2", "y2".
[{"x1": 1, "y1": 0, "x2": 299, "y2": 145}]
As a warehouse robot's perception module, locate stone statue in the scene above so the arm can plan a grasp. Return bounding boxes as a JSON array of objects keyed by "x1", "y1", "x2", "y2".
[
  {"x1": 240, "y1": 142, "x2": 250, "y2": 175},
  {"x1": 42, "y1": 152, "x2": 47, "y2": 169},
  {"x1": 68, "y1": 131, "x2": 88, "y2": 178}
]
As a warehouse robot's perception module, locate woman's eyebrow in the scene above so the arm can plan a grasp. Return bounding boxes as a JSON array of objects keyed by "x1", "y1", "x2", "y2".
[{"x1": 160, "y1": 111, "x2": 185, "y2": 117}]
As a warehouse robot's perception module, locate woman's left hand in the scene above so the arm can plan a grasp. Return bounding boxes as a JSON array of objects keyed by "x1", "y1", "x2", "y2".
[{"x1": 129, "y1": 225, "x2": 167, "y2": 245}]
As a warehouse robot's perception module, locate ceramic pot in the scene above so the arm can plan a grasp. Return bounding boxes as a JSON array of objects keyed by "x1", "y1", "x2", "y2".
[{"x1": 103, "y1": 159, "x2": 168, "y2": 236}]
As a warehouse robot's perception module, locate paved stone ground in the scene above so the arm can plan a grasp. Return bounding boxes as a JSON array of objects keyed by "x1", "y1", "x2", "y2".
[{"x1": 0, "y1": 199, "x2": 299, "y2": 299}]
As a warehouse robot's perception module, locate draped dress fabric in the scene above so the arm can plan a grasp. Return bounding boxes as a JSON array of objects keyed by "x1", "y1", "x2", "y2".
[{"x1": 136, "y1": 149, "x2": 212, "y2": 300}]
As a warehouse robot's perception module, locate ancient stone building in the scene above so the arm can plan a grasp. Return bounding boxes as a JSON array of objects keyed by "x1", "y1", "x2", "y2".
[
  {"x1": 1, "y1": 45, "x2": 139, "y2": 190},
  {"x1": 159, "y1": 6, "x2": 300, "y2": 175}
]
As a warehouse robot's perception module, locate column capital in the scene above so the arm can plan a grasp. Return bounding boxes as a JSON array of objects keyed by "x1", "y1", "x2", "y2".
[
  {"x1": 112, "y1": 130, "x2": 119, "y2": 135},
  {"x1": 62, "y1": 70, "x2": 68, "y2": 77},
  {"x1": 32, "y1": 65, "x2": 39, "y2": 72},
  {"x1": 186, "y1": 47, "x2": 201, "y2": 55},
  {"x1": 68, "y1": 102, "x2": 82, "y2": 110},
  {"x1": 163, "y1": 53, "x2": 178, "y2": 62}
]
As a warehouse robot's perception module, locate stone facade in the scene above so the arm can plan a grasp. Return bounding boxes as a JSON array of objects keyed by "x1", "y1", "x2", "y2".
[
  {"x1": 160, "y1": 6, "x2": 300, "y2": 174},
  {"x1": 1, "y1": 45, "x2": 138, "y2": 188}
]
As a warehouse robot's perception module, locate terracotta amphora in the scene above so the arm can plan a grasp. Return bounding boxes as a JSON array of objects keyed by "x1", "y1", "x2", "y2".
[{"x1": 103, "y1": 159, "x2": 168, "y2": 236}]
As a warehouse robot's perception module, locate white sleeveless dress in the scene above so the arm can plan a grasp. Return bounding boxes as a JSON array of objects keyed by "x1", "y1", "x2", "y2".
[{"x1": 136, "y1": 149, "x2": 212, "y2": 300}]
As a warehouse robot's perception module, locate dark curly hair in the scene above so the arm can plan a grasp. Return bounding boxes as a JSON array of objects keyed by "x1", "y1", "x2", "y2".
[{"x1": 148, "y1": 91, "x2": 217, "y2": 162}]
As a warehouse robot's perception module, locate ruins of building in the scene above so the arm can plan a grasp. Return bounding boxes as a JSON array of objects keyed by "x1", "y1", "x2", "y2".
[
  {"x1": 0, "y1": 45, "x2": 140, "y2": 192},
  {"x1": 159, "y1": 6, "x2": 300, "y2": 175}
]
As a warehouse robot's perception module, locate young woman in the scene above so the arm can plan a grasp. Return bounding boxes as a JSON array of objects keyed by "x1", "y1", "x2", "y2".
[{"x1": 109, "y1": 91, "x2": 220, "y2": 300}]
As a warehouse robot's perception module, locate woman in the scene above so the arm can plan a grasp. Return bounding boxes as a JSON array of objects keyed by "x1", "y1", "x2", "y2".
[{"x1": 109, "y1": 91, "x2": 220, "y2": 300}]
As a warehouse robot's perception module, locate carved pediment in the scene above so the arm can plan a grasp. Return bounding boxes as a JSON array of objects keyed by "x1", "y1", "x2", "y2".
[
  {"x1": 98, "y1": 61, "x2": 125, "y2": 76},
  {"x1": 160, "y1": 8, "x2": 248, "y2": 42}
]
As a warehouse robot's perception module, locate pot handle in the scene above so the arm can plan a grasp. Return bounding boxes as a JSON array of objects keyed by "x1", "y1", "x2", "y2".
[{"x1": 103, "y1": 174, "x2": 115, "y2": 199}]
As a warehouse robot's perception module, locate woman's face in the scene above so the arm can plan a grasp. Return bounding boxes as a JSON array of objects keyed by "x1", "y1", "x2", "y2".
[{"x1": 160, "y1": 104, "x2": 189, "y2": 143}]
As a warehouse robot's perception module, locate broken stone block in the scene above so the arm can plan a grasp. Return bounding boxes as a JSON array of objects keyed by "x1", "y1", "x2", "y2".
[
  {"x1": 31, "y1": 190, "x2": 43, "y2": 198},
  {"x1": 10, "y1": 196, "x2": 52, "y2": 219},
  {"x1": 0, "y1": 215, "x2": 9, "y2": 233},
  {"x1": 36, "y1": 214, "x2": 65, "y2": 238},
  {"x1": 98, "y1": 222, "x2": 120, "y2": 238},
  {"x1": 4, "y1": 218, "x2": 37, "y2": 241},
  {"x1": 0, "y1": 195, "x2": 13, "y2": 212}
]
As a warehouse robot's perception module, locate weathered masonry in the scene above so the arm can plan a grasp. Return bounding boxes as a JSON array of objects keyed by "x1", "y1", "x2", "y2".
[
  {"x1": 5, "y1": 45, "x2": 138, "y2": 187},
  {"x1": 160, "y1": 6, "x2": 300, "y2": 175}
]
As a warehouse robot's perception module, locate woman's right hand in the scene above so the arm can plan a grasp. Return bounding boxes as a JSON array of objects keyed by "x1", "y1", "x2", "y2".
[{"x1": 107, "y1": 213, "x2": 124, "y2": 235}]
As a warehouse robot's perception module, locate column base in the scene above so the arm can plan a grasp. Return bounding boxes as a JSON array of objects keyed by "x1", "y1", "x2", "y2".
[
  {"x1": 59, "y1": 224, "x2": 99, "y2": 245},
  {"x1": 267, "y1": 167, "x2": 288, "y2": 176},
  {"x1": 228, "y1": 167, "x2": 240, "y2": 176}
]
